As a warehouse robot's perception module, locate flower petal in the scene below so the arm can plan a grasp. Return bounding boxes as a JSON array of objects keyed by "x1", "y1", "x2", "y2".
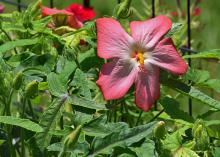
[
  {"x1": 130, "y1": 15, "x2": 172, "y2": 48},
  {"x1": 96, "y1": 59, "x2": 137, "y2": 100},
  {"x1": 41, "y1": 6, "x2": 83, "y2": 29},
  {"x1": 65, "y1": 3, "x2": 96, "y2": 22},
  {"x1": 96, "y1": 18, "x2": 133, "y2": 59},
  {"x1": 135, "y1": 66, "x2": 160, "y2": 111},
  {"x1": 149, "y1": 38, "x2": 188, "y2": 75},
  {"x1": 41, "y1": 6, "x2": 72, "y2": 17}
]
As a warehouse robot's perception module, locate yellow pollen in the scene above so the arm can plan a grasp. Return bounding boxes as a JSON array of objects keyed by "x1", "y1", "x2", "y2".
[{"x1": 137, "y1": 52, "x2": 144, "y2": 66}]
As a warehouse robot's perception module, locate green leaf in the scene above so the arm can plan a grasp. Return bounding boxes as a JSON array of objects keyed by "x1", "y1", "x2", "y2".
[
  {"x1": 70, "y1": 69, "x2": 92, "y2": 99},
  {"x1": 35, "y1": 96, "x2": 67, "y2": 150},
  {"x1": 204, "y1": 120, "x2": 220, "y2": 126},
  {"x1": 0, "y1": 116, "x2": 43, "y2": 132},
  {"x1": 57, "y1": 58, "x2": 77, "y2": 86},
  {"x1": 163, "y1": 126, "x2": 191, "y2": 153},
  {"x1": 64, "y1": 111, "x2": 93, "y2": 126},
  {"x1": 0, "y1": 38, "x2": 39, "y2": 54},
  {"x1": 160, "y1": 97, "x2": 194, "y2": 122},
  {"x1": 129, "y1": 139, "x2": 158, "y2": 157},
  {"x1": 212, "y1": 147, "x2": 220, "y2": 157},
  {"x1": 83, "y1": 115, "x2": 128, "y2": 137},
  {"x1": 202, "y1": 79, "x2": 220, "y2": 93},
  {"x1": 68, "y1": 95, "x2": 107, "y2": 110},
  {"x1": 47, "y1": 141, "x2": 89, "y2": 154},
  {"x1": 47, "y1": 72, "x2": 67, "y2": 97},
  {"x1": 162, "y1": 78, "x2": 220, "y2": 110},
  {"x1": 173, "y1": 147, "x2": 199, "y2": 157},
  {"x1": 166, "y1": 23, "x2": 183, "y2": 37},
  {"x1": 185, "y1": 68, "x2": 210, "y2": 85},
  {"x1": 0, "y1": 140, "x2": 5, "y2": 145},
  {"x1": 183, "y1": 49, "x2": 220, "y2": 59},
  {"x1": 89, "y1": 121, "x2": 157, "y2": 156}
]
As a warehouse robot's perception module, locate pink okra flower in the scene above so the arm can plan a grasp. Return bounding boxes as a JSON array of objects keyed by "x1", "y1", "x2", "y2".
[{"x1": 96, "y1": 16, "x2": 187, "y2": 111}]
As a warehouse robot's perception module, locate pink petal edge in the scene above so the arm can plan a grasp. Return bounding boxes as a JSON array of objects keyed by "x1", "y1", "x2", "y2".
[
  {"x1": 149, "y1": 38, "x2": 188, "y2": 75},
  {"x1": 130, "y1": 15, "x2": 172, "y2": 49},
  {"x1": 96, "y1": 18, "x2": 133, "y2": 59}
]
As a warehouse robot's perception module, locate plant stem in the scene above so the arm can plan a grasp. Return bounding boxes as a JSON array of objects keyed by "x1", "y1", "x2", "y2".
[
  {"x1": 135, "y1": 111, "x2": 143, "y2": 126},
  {"x1": 27, "y1": 100, "x2": 35, "y2": 120},
  {"x1": 149, "y1": 109, "x2": 165, "y2": 122},
  {"x1": 5, "y1": 89, "x2": 16, "y2": 157},
  {"x1": 21, "y1": 96, "x2": 27, "y2": 157}
]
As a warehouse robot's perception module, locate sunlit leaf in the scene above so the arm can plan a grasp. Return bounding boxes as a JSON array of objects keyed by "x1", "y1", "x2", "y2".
[
  {"x1": 166, "y1": 23, "x2": 183, "y2": 37},
  {"x1": 183, "y1": 49, "x2": 220, "y2": 59},
  {"x1": 162, "y1": 78, "x2": 220, "y2": 110},
  {"x1": 0, "y1": 116, "x2": 43, "y2": 132},
  {"x1": 0, "y1": 38, "x2": 39, "y2": 54}
]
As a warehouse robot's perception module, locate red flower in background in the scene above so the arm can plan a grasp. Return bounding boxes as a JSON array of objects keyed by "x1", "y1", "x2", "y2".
[
  {"x1": 0, "y1": 4, "x2": 4, "y2": 13},
  {"x1": 170, "y1": 7, "x2": 201, "y2": 18},
  {"x1": 193, "y1": 7, "x2": 201, "y2": 16},
  {"x1": 41, "y1": 6, "x2": 83, "y2": 29},
  {"x1": 65, "y1": 3, "x2": 96, "y2": 22}
]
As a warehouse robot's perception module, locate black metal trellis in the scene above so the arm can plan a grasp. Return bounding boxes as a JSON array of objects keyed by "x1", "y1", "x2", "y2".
[
  {"x1": 0, "y1": 0, "x2": 90, "y2": 11},
  {"x1": 152, "y1": 0, "x2": 158, "y2": 111},
  {"x1": 83, "y1": 0, "x2": 90, "y2": 8},
  {"x1": 187, "y1": 0, "x2": 192, "y2": 116},
  {"x1": 0, "y1": 0, "x2": 27, "y2": 9},
  {"x1": 152, "y1": 0, "x2": 155, "y2": 18},
  {"x1": 50, "y1": 0, "x2": 54, "y2": 8},
  {"x1": 17, "y1": 0, "x2": 21, "y2": 11}
]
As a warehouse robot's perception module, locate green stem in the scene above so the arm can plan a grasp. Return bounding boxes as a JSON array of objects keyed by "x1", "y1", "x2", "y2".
[
  {"x1": 149, "y1": 109, "x2": 165, "y2": 122},
  {"x1": 5, "y1": 89, "x2": 16, "y2": 157},
  {"x1": 123, "y1": 103, "x2": 132, "y2": 127},
  {"x1": 135, "y1": 111, "x2": 143, "y2": 126},
  {"x1": 6, "y1": 89, "x2": 14, "y2": 116},
  {"x1": 21, "y1": 97, "x2": 27, "y2": 157},
  {"x1": 27, "y1": 100, "x2": 35, "y2": 120}
]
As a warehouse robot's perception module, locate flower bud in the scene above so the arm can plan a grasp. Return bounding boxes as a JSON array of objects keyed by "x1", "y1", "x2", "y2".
[
  {"x1": 116, "y1": 0, "x2": 132, "y2": 19},
  {"x1": 153, "y1": 121, "x2": 166, "y2": 139},
  {"x1": 30, "y1": 0, "x2": 42, "y2": 15},
  {"x1": 192, "y1": 119, "x2": 209, "y2": 151},
  {"x1": 12, "y1": 72, "x2": 23, "y2": 90},
  {"x1": 25, "y1": 80, "x2": 39, "y2": 99},
  {"x1": 64, "y1": 125, "x2": 82, "y2": 148}
]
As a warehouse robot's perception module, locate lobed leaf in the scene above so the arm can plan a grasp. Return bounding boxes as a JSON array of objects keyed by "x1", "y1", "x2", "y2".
[
  {"x1": 47, "y1": 72, "x2": 67, "y2": 97},
  {"x1": 34, "y1": 96, "x2": 67, "y2": 150},
  {"x1": 68, "y1": 95, "x2": 107, "y2": 110},
  {"x1": 89, "y1": 121, "x2": 157, "y2": 156}
]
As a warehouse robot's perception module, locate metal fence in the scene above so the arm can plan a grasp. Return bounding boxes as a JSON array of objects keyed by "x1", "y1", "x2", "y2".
[
  {"x1": 0, "y1": 0, "x2": 193, "y2": 115},
  {"x1": 0, "y1": 0, "x2": 91, "y2": 10}
]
